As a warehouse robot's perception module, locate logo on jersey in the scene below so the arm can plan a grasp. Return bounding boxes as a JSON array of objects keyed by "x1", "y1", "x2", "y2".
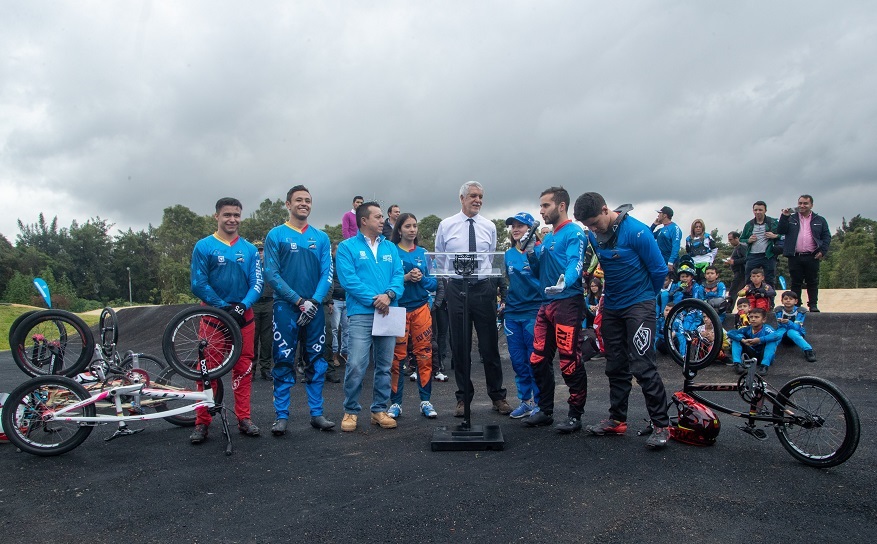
[
  {"x1": 308, "y1": 239, "x2": 317, "y2": 250},
  {"x1": 359, "y1": 251, "x2": 367, "y2": 259},
  {"x1": 217, "y1": 255, "x2": 225, "y2": 264},
  {"x1": 382, "y1": 255, "x2": 393, "y2": 262},
  {"x1": 290, "y1": 242, "x2": 298, "y2": 251},
  {"x1": 633, "y1": 322, "x2": 652, "y2": 356}
]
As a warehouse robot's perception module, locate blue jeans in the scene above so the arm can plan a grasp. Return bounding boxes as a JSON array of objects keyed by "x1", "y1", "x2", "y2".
[
  {"x1": 503, "y1": 317, "x2": 539, "y2": 404},
  {"x1": 329, "y1": 299, "x2": 349, "y2": 356},
  {"x1": 343, "y1": 314, "x2": 395, "y2": 414}
]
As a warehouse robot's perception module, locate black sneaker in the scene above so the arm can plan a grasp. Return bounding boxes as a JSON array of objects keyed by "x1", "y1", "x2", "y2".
[
  {"x1": 733, "y1": 363, "x2": 746, "y2": 375},
  {"x1": 645, "y1": 426, "x2": 669, "y2": 449},
  {"x1": 555, "y1": 416, "x2": 582, "y2": 434},
  {"x1": 756, "y1": 364, "x2": 769, "y2": 375},
  {"x1": 310, "y1": 415, "x2": 335, "y2": 431},
  {"x1": 189, "y1": 423, "x2": 208, "y2": 444},
  {"x1": 804, "y1": 350, "x2": 817, "y2": 362},
  {"x1": 809, "y1": 306, "x2": 820, "y2": 313},
  {"x1": 238, "y1": 418, "x2": 260, "y2": 437},
  {"x1": 271, "y1": 418, "x2": 288, "y2": 436},
  {"x1": 585, "y1": 418, "x2": 628, "y2": 436},
  {"x1": 523, "y1": 410, "x2": 554, "y2": 427}
]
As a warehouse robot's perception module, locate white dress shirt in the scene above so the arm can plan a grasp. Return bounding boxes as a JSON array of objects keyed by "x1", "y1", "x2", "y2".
[{"x1": 434, "y1": 211, "x2": 497, "y2": 278}]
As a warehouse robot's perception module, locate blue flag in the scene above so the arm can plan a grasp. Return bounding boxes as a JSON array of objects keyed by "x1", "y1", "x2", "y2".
[{"x1": 33, "y1": 278, "x2": 51, "y2": 308}]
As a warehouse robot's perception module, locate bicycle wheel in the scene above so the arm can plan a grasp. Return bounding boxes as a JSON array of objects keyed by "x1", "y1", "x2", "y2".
[
  {"x1": 10, "y1": 310, "x2": 96, "y2": 378},
  {"x1": 663, "y1": 298, "x2": 722, "y2": 370},
  {"x1": 162, "y1": 306, "x2": 242, "y2": 381},
  {"x1": 1, "y1": 375, "x2": 95, "y2": 456},
  {"x1": 152, "y1": 367, "x2": 225, "y2": 427},
  {"x1": 98, "y1": 307, "x2": 119, "y2": 356},
  {"x1": 7, "y1": 310, "x2": 37, "y2": 351},
  {"x1": 773, "y1": 376, "x2": 860, "y2": 468}
]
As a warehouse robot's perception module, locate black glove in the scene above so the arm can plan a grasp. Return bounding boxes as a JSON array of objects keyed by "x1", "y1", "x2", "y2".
[
  {"x1": 224, "y1": 302, "x2": 247, "y2": 327},
  {"x1": 297, "y1": 298, "x2": 319, "y2": 326}
]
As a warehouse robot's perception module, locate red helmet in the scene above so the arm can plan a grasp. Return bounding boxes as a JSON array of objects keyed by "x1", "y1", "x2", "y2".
[{"x1": 669, "y1": 391, "x2": 721, "y2": 446}]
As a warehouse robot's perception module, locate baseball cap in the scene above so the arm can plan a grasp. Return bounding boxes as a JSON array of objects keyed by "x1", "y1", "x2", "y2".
[
  {"x1": 656, "y1": 206, "x2": 674, "y2": 218},
  {"x1": 505, "y1": 212, "x2": 535, "y2": 227},
  {"x1": 254, "y1": 240, "x2": 264, "y2": 249}
]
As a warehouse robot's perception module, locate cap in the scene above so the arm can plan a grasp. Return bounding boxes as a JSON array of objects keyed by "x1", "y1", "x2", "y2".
[
  {"x1": 656, "y1": 206, "x2": 674, "y2": 218},
  {"x1": 505, "y1": 212, "x2": 535, "y2": 228},
  {"x1": 254, "y1": 240, "x2": 264, "y2": 249}
]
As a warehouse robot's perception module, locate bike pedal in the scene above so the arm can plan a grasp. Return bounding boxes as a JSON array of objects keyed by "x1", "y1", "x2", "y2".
[{"x1": 737, "y1": 424, "x2": 768, "y2": 441}]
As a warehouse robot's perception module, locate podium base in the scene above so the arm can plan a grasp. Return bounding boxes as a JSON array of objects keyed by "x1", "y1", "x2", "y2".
[{"x1": 430, "y1": 424, "x2": 505, "y2": 451}]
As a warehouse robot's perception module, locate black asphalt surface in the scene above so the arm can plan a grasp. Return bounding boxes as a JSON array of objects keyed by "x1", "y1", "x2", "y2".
[{"x1": 1, "y1": 307, "x2": 875, "y2": 543}]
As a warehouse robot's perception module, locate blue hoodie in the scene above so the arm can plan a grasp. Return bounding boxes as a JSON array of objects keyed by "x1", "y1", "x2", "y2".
[{"x1": 336, "y1": 232, "x2": 405, "y2": 317}]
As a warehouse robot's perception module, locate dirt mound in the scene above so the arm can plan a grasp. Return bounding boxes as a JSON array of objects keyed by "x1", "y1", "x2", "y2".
[{"x1": 106, "y1": 304, "x2": 195, "y2": 356}]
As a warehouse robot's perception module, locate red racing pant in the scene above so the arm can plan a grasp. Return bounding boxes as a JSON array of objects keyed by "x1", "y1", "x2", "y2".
[
  {"x1": 530, "y1": 296, "x2": 588, "y2": 418},
  {"x1": 195, "y1": 308, "x2": 255, "y2": 425}
]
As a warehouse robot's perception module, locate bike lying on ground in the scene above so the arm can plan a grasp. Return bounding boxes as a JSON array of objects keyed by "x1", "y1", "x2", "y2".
[
  {"x1": 1, "y1": 306, "x2": 242, "y2": 457},
  {"x1": 657, "y1": 298, "x2": 860, "y2": 468}
]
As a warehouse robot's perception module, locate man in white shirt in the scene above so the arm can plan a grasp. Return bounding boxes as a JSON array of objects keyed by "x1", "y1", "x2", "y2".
[{"x1": 435, "y1": 181, "x2": 511, "y2": 417}]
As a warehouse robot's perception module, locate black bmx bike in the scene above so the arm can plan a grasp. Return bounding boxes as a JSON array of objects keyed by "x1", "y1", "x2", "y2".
[{"x1": 660, "y1": 298, "x2": 860, "y2": 468}]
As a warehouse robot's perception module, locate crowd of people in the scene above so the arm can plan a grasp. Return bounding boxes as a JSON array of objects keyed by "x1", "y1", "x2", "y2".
[{"x1": 188, "y1": 186, "x2": 829, "y2": 449}]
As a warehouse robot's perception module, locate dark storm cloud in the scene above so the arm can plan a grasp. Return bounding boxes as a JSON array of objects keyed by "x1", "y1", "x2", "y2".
[{"x1": 1, "y1": 1, "x2": 875, "y2": 241}]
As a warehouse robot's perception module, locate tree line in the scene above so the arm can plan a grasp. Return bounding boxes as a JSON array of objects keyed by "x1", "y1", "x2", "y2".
[{"x1": 1, "y1": 205, "x2": 874, "y2": 310}]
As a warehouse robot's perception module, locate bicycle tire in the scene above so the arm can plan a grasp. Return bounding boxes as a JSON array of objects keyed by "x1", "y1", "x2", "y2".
[
  {"x1": 152, "y1": 366, "x2": 225, "y2": 427},
  {"x1": 773, "y1": 376, "x2": 860, "y2": 468},
  {"x1": 1, "y1": 375, "x2": 95, "y2": 456},
  {"x1": 7, "y1": 310, "x2": 37, "y2": 351},
  {"x1": 10, "y1": 310, "x2": 96, "y2": 378},
  {"x1": 162, "y1": 306, "x2": 242, "y2": 381},
  {"x1": 663, "y1": 298, "x2": 722, "y2": 370},
  {"x1": 98, "y1": 307, "x2": 119, "y2": 357}
]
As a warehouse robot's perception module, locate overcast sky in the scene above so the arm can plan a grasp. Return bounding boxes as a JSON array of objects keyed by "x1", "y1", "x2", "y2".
[{"x1": 2, "y1": 1, "x2": 875, "y2": 245}]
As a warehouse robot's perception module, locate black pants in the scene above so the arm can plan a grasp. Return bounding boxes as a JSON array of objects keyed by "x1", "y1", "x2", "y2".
[
  {"x1": 446, "y1": 279, "x2": 506, "y2": 403},
  {"x1": 600, "y1": 299, "x2": 669, "y2": 427},
  {"x1": 728, "y1": 268, "x2": 746, "y2": 313},
  {"x1": 787, "y1": 253, "x2": 821, "y2": 307},
  {"x1": 252, "y1": 299, "x2": 274, "y2": 372},
  {"x1": 745, "y1": 253, "x2": 777, "y2": 290}
]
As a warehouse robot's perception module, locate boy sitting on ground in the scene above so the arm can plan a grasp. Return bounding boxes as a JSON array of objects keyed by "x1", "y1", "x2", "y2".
[
  {"x1": 774, "y1": 291, "x2": 817, "y2": 363},
  {"x1": 738, "y1": 267, "x2": 776, "y2": 312},
  {"x1": 727, "y1": 307, "x2": 782, "y2": 375}
]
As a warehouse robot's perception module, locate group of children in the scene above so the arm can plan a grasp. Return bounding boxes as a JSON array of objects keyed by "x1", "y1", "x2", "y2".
[{"x1": 655, "y1": 264, "x2": 818, "y2": 375}]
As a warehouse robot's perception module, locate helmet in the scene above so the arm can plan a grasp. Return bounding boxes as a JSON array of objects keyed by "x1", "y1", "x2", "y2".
[
  {"x1": 677, "y1": 264, "x2": 697, "y2": 278},
  {"x1": 669, "y1": 391, "x2": 721, "y2": 446}
]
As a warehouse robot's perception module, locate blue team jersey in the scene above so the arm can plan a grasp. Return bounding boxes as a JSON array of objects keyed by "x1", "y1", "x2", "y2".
[
  {"x1": 191, "y1": 234, "x2": 263, "y2": 309},
  {"x1": 656, "y1": 222, "x2": 682, "y2": 265},
  {"x1": 263, "y1": 222, "x2": 333, "y2": 305},
  {"x1": 589, "y1": 214, "x2": 668, "y2": 310},
  {"x1": 336, "y1": 232, "x2": 405, "y2": 317},
  {"x1": 528, "y1": 220, "x2": 585, "y2": 301},
  {"x1": 396, "y1": 244, "x2": 437, "y2": 310},
  {"x1": 504, "y1": 246, "x2": 541, "y2": 320}
]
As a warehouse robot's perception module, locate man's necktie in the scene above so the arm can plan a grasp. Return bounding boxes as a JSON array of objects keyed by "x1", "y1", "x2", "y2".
[{"x1": 468, "y1": 218, "x2": 476, "y2": 253}]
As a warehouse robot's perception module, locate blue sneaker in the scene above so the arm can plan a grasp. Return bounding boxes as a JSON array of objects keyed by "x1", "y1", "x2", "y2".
[
  {"x1": 420, "y1": 401, "x2": 438, "y2": 418},
  {"x1": 387, "y1": 403, "x2": 402, "y2": 419},
  {"x1": 509, "y1": 401, "x2": 535, "y2": 419}
]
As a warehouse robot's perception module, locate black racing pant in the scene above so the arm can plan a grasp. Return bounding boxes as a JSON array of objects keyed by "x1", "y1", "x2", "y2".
[
  {"x1": 530, "y1": 296, "x2": 588, "y2": 418},
  {"x1": 600, "y1": 299, "x2": 669, "y2": 427},
  {"x1": 446, "y1": 278, "x2": 506, "y2": 404}
]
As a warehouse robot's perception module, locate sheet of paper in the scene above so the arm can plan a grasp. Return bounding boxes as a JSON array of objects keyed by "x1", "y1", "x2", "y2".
[{"x1": 372, "y1": 306, "x2": 406, "y2": 337}]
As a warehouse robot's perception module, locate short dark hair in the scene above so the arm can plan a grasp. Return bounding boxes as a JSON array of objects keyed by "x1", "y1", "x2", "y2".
[
  {"x1": 215, "y1": 197, "x2": 242, "y2": 212},
  {"x1": 541, "y1": 186, "x2": 570, "y2": 208},
  {"x1": 753, "y1": 200, "x2": 767, "y2": 210},
  {"x1": 286, "y1": 185, "x2": 310, "y2": 201},
  {"x1": 353, "y1": 195, "x2": 364, "y2": 203},
  {"x1": 705, "y1": 265, "x2": 718, "y2": 273},
  {"x1": 388, "y1": 204, "x2": 400, "y2": 214},
  {"x1": 799, "y1": 194, "x2": 814, "y2": 205},
  {"x1": 573, "y1": 192, "x2": 606, "y2": 222},
  {"x1": 749, "y1": 307, "x2": 768, "y2": 318},
  {"x1": 736, "y1": 298, "x2": 750, "y2": 307},
  {"x1": 356, "y1": 201, "x2": 380, "y2": 228},
  {"x1": 751, "y1": 268, "x2": 765, "y2": 276},
  {"x1": 728, "y1": 231, "x2": 740, "y2": 239},
  {"x1": 391, "y1": 212, "x2": 419, "y2": 244},
  {"x1": 781, "y1": 290, "x2": 799, "y2": 301}
]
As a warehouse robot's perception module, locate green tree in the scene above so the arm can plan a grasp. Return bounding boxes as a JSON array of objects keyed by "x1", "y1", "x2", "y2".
[
  {"x1": 239, "y1": 198, "x2": 287, "y2": 242},
  {"x1": 492, "y1": 218, "x2": 510, "y2": 250},
  {"x1": 0, "y1": 234, "x2": 19, "y2": 297},
  {"x1": 418, "y1": 214, "x2": 442, "y2": 250},
  {"x1": 155, "y1": 205, "x2": 213, "y2": 304},
  {"x1": 67, "y1": 217, "x2": 116, "y2": 301},
  {"x1": 2, "y1": 271, "x2": 34, "y2": 305},
  {"x1": 114, "y1": 227, "x2": 160, "y2": 304},
  {"x1": 828, "y1": 228, "x2": 877, "y2": 288},
  {"x1": 323, "y1": 223, "x2": 342, "y2": 247}
]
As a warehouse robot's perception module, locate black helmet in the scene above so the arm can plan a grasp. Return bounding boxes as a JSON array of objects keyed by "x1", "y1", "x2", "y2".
[{"x1": 669, "y1": 392, "x2": 721, "y2": 446}]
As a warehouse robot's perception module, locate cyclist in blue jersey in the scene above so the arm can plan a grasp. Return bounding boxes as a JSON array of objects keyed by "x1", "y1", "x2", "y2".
[
  {"x1": 263, "y1": 185, "x2": 335, "y2": 435},
  {"x1": 574, "y1": 192, "x2": 671, "y2": 449},
  {"x1": 189, "y1": 197, "x2": 263, "y2": 444},
  {"x1": 521, "y1": 187, "x2": 588, "y2": 434},
  {"x1": 653, "y1": 206, "x2": 682, "y2": 273},
  {"x1": 501, "y1": 212, "x2": 542, "y2": 419}
]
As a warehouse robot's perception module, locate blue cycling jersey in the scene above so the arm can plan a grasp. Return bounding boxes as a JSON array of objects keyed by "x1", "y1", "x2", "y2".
[
  {"x1": 190, "y1": 234, "x2": 263, "y2": 309},
  {"x1": 263, "y1": 222, "x2": 333, "y2": 305}
]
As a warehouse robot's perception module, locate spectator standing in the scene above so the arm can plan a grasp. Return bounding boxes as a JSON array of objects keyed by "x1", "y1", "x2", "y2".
[
  {"x1": 382, "y1": 204, "x2": 401, "y2": 238},
  {"x1": 653, "y1": 206, "x2": 682, "y2": 272},
  {"x1": 685, "y1": 219, "x2": 718, "y2": 273},
  {"x1": 434, "y1": 181, "x2": 511, "y2": 417},
  {"x1": 189, "y1": 197, "x2": 263, "y2": 444},
  {"x1": 328, "y1": 243, "x2": 349, "y2": 365},
  {"x1": 777, "y1": 194, "x2": 831, "y2": 312},
  {"x1": 252, "y1": 241, "x2": 274, "y2": 381},
  {"x1": 725, "y1": 231, "x2": 747, "y2": 310},
  {"x1": 573, "y1": 193, "x2": 671, "y2": 449},
  {"x1": 741, "y1": 201, "x2": 780, "y2": 288},
  {"x1": 336, "y1": 202, "x2": 405, "y2": 431},
  {"x1": 342, "y1": 195, "x2": 364, "y2": 239}
]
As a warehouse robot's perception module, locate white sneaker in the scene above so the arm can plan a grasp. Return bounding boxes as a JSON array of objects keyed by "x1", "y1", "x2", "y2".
[
  {"x1": 434, "y1": 372, "x2": 448, "y2": 382},
  {"x1": 420, "y1": 401, "x2": 438, "y2": 418},
  {"x1": 409, "y1": 371, "x2": 417, "y2": 382},
  {"x1": 387, "y1": 403, "x2": 402, "y2": 419}
]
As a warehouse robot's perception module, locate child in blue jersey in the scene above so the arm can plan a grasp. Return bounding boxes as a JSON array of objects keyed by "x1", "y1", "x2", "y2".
[
  {"x1": 502, "y1": 212, "x2": 542, "y2": 419},
  {"x1": 702, "y1": 265, "x2": 728, "y2": 321},
  {"x1": 263, "y1": 185, "x2": 336, "y2": 435},
  {"x1": 387, "y1": 213, "x2": 439, "y2": 419},
  {"x1": 775, "y1": 291, "x2": 817, "y2": 362},
  {"x1": 727, "y1": 307, "x2": 783, "y2": 375},
  {"x1": 189, "y1": 197, "x2": 263, "y2": 444}
]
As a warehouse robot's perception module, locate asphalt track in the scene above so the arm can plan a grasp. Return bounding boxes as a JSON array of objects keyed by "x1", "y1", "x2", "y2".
[{"x1": 0, "y1": 306, "x2": 874, "y2": 543}]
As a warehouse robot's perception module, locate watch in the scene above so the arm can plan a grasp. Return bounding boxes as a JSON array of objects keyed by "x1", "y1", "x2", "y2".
[{"x1": 385, "y1": 289, "x2": 396, "y2": 301}]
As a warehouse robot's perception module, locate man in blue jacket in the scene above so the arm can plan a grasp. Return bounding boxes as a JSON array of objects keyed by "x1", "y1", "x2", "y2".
[
  {"x1": 336, "y1": 202, "x2": 405, "y2": 432},
  {"x1": 652, "y1": 206, "x2": 682, "y2": 273},
  {"x1": 778, "y1": 194, "x2": 831, "y2": 312},
  {"x1": 573, "y1": 192, "x2": 671, "y2": 449},
  {"x1": 263, "y1": 185, "x2": 336, "y2": 435},
  {"x1": 521, "y1": 187, "x2": 589, "y2": 434}
]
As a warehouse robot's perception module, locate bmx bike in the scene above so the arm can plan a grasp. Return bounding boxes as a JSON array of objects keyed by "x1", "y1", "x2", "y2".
[
  {"x1": 659, "y1": 298, "x2": 860, "y2": 468},
  {"x1": 1, "y1": 306, "x2": 242, "y2": 457}
]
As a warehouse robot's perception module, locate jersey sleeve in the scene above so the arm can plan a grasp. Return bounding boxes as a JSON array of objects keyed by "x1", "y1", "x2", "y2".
[
  {"x1": 264, "y1": 230, "x2": 301, "y2": 305},
  {"x1": 190, "y1": 240, "x2": 227, "y2": 308},
  {"x1": 240, "y1": 245, "x2": 263, "y2": 309},
  {"x1": 312, "y1": 231, "x2": 333, "y2": 303},
  {"x1": 637, "y1": 226, "x2": 669, "y2": 295},
  {"x1": 563, "y1": 230, "x2": 585, "y2": 287}
]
